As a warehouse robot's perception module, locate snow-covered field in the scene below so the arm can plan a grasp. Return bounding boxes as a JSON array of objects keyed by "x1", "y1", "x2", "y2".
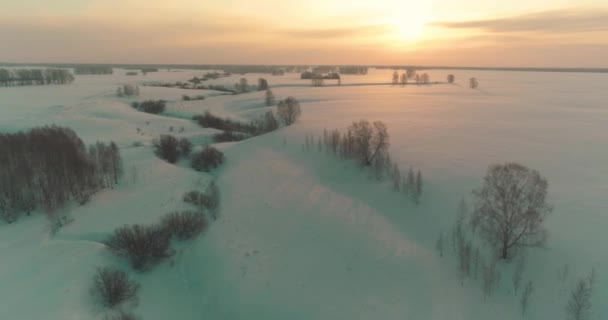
[{"x1": 0, "y1": 68, "x2": 606, "y2": 319}]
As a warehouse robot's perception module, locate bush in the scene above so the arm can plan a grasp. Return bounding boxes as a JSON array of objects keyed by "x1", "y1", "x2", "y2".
[
  {"x1": 105, "y1": 224, "x2": 172, "y2": 271},
  {"x1": 183, "y1": 182, "x2": 220, "y2": 219},
  {"x1": 190, "y1": 146, "x2": 224, "y2": 172},
  {"x1": 212, "y1": 131, "x2": 247, "y2": 142},
  {"x1": 178, "y1": 138, "x2": 192, "y2": 156},
  {"x1": 130, "y1": 100, "x2": 165, "y2": 114},
  {"x1": 92, "y1": 267, "x2": 140, "y2": 308},
  {"x1": 192, "y1": 111, "x2": 256, "y2": 133},
  {"x1": 161, "y1": 211, "x2": 207, "y2": 240},
  {"x1": 153, "y1": 135, "x2": 180, "y2": 163}
]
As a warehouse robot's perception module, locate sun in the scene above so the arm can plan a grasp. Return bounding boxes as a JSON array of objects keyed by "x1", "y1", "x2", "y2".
[{"x1": 391, "y1": 16, "x2": 428, "y2": 41}]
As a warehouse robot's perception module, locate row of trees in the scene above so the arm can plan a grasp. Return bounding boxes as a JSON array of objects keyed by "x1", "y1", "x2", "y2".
[
  {"x1": 0, "y1": 126, "x2": 122, "y2": 223},
  {"x1": 391, "y1": 70, "x2": 430, "y2": 85},
  {"x1": 0, "y1": 68, "x2": 74, "y2": 86},
  {"x1": 74, "y1": 66, "x2": 113, "y2": 75},
  {"x1": 303, "y1": 120, "x2": 424, "y2": 204}
]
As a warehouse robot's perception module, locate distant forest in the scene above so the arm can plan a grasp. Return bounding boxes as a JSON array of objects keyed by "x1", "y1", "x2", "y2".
[
  {"x1": 0, "y1": 68, "x2": 74, "y2": 86},
  {"x1": 74, "y1": 66, "x2": 113, "y2": 75},
  {"x1": 0, "y1": 126, "x2": 123, "y2": 223},
  {"x1": 1, "y1": 63, "x2": 606, "y2": 74}
]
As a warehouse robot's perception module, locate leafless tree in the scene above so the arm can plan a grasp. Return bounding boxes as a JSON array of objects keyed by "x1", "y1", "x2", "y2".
[
  {"x1": 566, "y1": 275, "x2": 594, "y2": 320},
  {"x1": 391, "y1": 163, "x2": 401, "y2": 191},
  {"x1": 447, "y1": 74, "x2": 455, "y2": 84},
  {"x1": 420, "y1": 73, "x2": 430, "y2": 84},
  {"x1": 276, "y1": 97, "x2": 302, "y2": 125},
  {"x1": 513, "y1": 257, "x2": 525, "y2": 295},
  {"x1": 436, "y1": 231, "x2": 445, "y2": 257},
  {"x1": 348, "y1": 120, "x2": 389, "y2": 166},
  {"x1": 471, "y1": 163, "x2": 552, "y2": 260},
  {"x1": 392, "y1": 71, "x2": 399, "y2": 85},
  {"x1": 469, "y1": 77, "x2": 479, "y2": 89},
  {"x1": 265, "y1": 89, "x2": 275, "y2": 106},
  {"x1": 92, "y1": 267, "x2": 140, "y2": 308},
  {"x1": 405, "y1": 68, "x2": 416, "y2": 79},
  {"x1": 521, "y1": 281, "x2": 534, "y2": 315},
  {"x1": 400, "y1": 73, "x2": 408, "y2": 84}
]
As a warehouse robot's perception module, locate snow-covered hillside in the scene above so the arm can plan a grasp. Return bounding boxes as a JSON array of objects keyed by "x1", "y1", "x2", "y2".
[{"x1": 0, "y1": 68, "x2": 606, "y2": 319}]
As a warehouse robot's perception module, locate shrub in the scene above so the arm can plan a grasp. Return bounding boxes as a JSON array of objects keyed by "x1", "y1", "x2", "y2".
[
  {"x1": 105, "y1": 224, "x2": 172, "y2": 271},
  {"x1": 92, "y1": 267, "x2": 140, "y2": 308},
  {"x1": 190, "y1": 146, "x2": 225, "y2": 172},
  {"x1": 131, "y1": 100, "x2": 165, "y2": 114},
  {"x1": 212, "y1": 130, "x2": 247, "y2": 142},
  {"x1": 178, "y1": 138, "x2": 192, "y2": 156},
  {"x1": 161, "y1": 211, "x2": 207, "y2": 240},
  {"x1": 183, "y1": 182, "x2": 220, "y2": 219},
  {"x1": 153, "y1": 135, "x2": 180, "y2": 163}
]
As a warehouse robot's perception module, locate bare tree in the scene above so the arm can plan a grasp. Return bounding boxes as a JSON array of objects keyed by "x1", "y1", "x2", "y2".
[
  {"x1": 265, "y1": 89, "x2": 275, "y2": 106},
  {"x1": 513, "y1": 257, "x2": 525, "y2": 295},
  {"x1": 391, "y1": 163, "x2": 401, "y2": 191},
  {"x1": 447, "y1": 74, "x2": 455, "y2": 84},
  {"x1": 276, "y1": 97, "x2": 302, "y2": 126},
  {"x1": 92, "y1": 267, "x2": 140, "y2": 308},
  {"x1": 521, "y1": 281, "x2": 534, "y2": 315},
  {"x1": 471, "y1": 163, "x2": 552, "y2": 260},
  {"x1": 392, "y1": 71, "x2": 399, "y2": 85},
  {"x1": 400, "y1": 73, "x2": 408, "y2": 84},
  {"x1": 436, "y1": 231, "x2": 444, "y2": 257},
  {"x1": 566, "y1": 275, "x2": 593, "y2": 320},
  {"x1": 414, "y1": 170, "x2": 423, "y2": 204},
  {"x1": 348, "y1": 120, "x2": 389, "y2": 166},
  {"x1": 469, "y1": 77, "x2": 479, "y2": 89}
]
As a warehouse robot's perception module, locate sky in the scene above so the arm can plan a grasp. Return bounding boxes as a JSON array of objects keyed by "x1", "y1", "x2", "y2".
[{"x1": 1, "y1": 0, "x2": 607, "y2": 67}]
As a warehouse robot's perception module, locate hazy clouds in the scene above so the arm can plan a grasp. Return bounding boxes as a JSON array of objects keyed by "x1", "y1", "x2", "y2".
[{"x1": 1, "y1": 2, "x2": 607, "y2": 67}]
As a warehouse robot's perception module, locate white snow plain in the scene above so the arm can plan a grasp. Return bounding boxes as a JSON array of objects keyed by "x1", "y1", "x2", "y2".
[{"x1": 0, "y1": 68, "x2": 606, "y2": 319}]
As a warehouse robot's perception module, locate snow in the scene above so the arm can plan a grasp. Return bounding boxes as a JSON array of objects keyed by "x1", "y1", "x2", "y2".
[{"x1": 0, "y1": 67, "x2": 606, "y2": 319}]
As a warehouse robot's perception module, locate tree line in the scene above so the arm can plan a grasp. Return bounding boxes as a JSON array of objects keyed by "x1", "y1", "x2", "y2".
[
  {"x1": 0, "y1": 126, "x2": 122, "y2": 223},
  {"x1": 304, "y1": 120, "x2": 424, "y2": 204},
  {"x1": 74, "y1": 66, "x2": 113, "y2": 75},
  {"x1": 0, "y1": 68, "x2": 74, "y2": 86}
]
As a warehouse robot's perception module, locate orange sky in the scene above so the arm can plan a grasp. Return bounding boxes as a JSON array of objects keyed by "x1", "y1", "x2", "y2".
[{"x1": 1, "y1": 0, "x2": 607, "y2": 67}]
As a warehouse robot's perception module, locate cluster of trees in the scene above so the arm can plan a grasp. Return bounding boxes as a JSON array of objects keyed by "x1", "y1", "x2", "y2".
[
  {"x1": 303, "y1": 121, "x2": 423, "y2": 204},
  {"x1": 391, "y1": 69, "x2": 428, "y2": 85},
  {"x1": 74, "y1": 66, "x2": 113, "y2": 75},
  {"x1": 130, "y1": 100, "x2": 166, "y2": 114},
  {"x1": 147, "y1": 81, "x2": 237, "y2": 93},
  {"x1": 152, "y1": 135, "x2": 192, "y2": 163},
  {"x1": 234, "y1": 78, "x2": 250, "y2": 93},
  {"x1": 272, "y1": 69, "x2": 285, "y2": 76},
  {"x1": 125, "y1": 71, "x2": 138, "y2": 76},
  {"x1": 193, "y1": 106, "x2": 283, "y2": 140},
  {"x1": 0, "y1": 68, "x2": 74, "y2": 86},
  {"x1": 0, "y1": 126, "x2": 122, "y2": 223},
  {"x1": 117, "y1": 85, "x2": 139, "y2": 97}
]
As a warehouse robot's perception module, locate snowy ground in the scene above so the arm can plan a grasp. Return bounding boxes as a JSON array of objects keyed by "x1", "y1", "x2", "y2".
[{"x1": 0, "y1": 67, "x2": 606, "y2": 319}]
